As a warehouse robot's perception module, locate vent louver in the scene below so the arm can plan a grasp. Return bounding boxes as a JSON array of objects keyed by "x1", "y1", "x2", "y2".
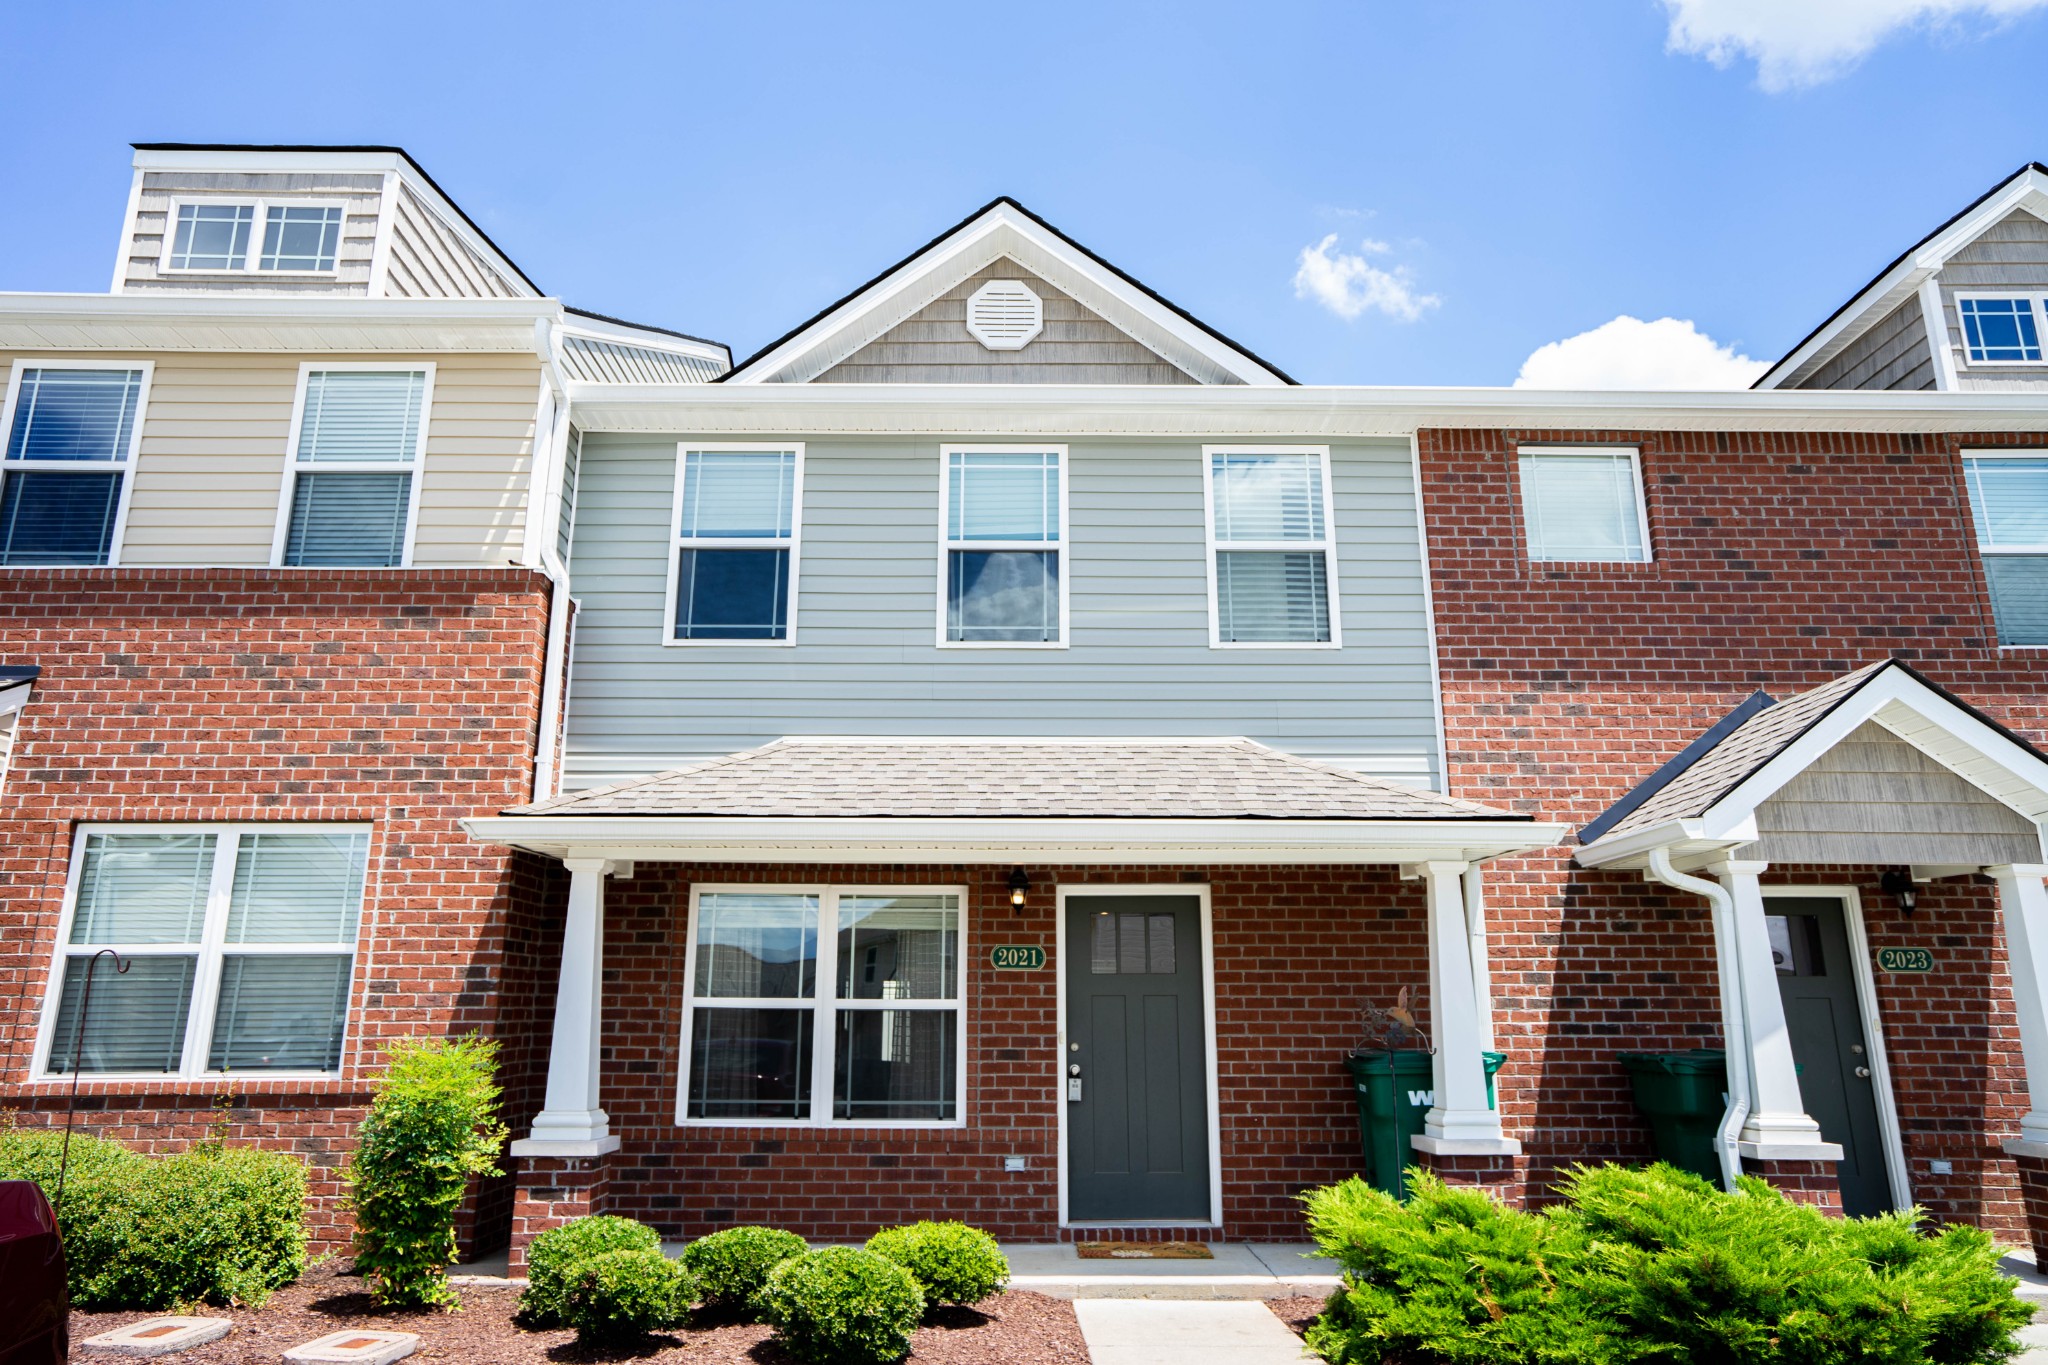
[{"x1": 965, "y1": 280, "x2": 1044, "y2": 351}]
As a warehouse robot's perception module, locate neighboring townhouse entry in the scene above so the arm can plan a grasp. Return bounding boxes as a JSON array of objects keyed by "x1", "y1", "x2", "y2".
[
  {"x1": 1064, "y1": 895, "x2": 1211, "y2": 1222},
  {"x1": 1766, "y1": 895, "x2": 1897, "y2": 1217}
]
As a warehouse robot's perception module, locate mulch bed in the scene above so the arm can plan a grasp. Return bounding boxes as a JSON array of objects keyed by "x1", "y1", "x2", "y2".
[
  {"x1": 70, "y1": 1258, "x2": 1091, "y2": 1364},
  {"x1": 1266, "y1": 1292, "x2": 1332, "y2": 1341}
]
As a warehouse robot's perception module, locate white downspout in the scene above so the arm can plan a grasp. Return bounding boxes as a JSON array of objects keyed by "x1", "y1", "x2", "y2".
[
  {"x1": 528, "y1": 315, "x2": 576, "y2": 803},
  {"x1": 1646, "y1": 847, "x2": 1749, "y2": 1192}
]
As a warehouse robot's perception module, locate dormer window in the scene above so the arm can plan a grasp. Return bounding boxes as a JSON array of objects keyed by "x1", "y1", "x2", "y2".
[{"x1": 164, "y1": 200, "x2": 343, "y2": 275}]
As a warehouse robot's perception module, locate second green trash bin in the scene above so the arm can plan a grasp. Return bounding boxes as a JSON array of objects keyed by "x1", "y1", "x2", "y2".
[
  {"x1": 1344, "y1": 1049, "x2": 1505, "y2": 1199},
  {"x1": 1616, "y1": 1048, "x2": 1728, "y2": 1183}
]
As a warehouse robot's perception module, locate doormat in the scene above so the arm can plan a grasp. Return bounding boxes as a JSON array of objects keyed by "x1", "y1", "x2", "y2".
[{"x1": 1075, "y1": 1241, "x2": 1214, "y2": 1259}]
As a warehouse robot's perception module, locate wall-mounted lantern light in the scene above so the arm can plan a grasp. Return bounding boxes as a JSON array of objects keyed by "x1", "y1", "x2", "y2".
[
  {"x1": 1008, "y1": 867, "x2": 1030, "y2": 912},
  {"x1": 1880, "y1": 868, "x2": 1919, "y2": 916}
]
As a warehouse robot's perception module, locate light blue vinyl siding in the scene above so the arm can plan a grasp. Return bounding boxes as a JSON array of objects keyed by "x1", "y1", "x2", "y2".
[{"x1": 561, "y1": 434, "x2": 1441, "y2": 789}]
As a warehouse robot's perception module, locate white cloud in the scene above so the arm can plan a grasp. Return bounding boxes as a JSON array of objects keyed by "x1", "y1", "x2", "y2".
[
  {"x1": 1664, "y1": 0, "x2": 2048, "y2": 90},
  {"x1": 1293, "y1": 234, "x2": 1440, "y2": 323},
  {"x1": 1512, "y1": 316, "x2": 1769, "y2": 390}
]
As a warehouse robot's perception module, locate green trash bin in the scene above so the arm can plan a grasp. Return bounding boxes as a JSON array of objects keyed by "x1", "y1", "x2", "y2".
[
  {"x1": 1616, "y1": 1049, "x2": 1728, "y2": 1182},
  {"x1": 1344, "y1": 1049, "x2": 1505, "y2": 1199}
]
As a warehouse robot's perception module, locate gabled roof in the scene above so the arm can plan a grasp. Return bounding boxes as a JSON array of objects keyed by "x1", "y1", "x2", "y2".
[
  {"x1": 1756, "y1": 162, "x2": 2048, "y2": 390},
  {"x1": 720, "y1": 198, "x2": 1296, "y2": 387}
]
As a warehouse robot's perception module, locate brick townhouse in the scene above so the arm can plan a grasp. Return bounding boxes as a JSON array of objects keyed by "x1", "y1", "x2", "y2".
[{"x1": 5, "y1": 146, "x2": 2048, "y2": 1268}]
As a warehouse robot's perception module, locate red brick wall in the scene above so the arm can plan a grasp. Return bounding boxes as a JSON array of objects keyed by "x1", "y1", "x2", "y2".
[
  {"x1": 1419, "y1": 428, "x2": 2047, "y2": 1232},
  {"x1": 0, "y1": 568, "x2": 554, "y2": 1250}
]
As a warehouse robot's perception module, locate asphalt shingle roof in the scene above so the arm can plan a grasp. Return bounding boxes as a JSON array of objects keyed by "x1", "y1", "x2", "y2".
[{"x1": 510, "y1": 737, "x2": 1524, "y2": 822}]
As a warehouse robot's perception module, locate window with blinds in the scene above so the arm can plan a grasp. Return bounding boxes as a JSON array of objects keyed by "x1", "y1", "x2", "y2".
[
  {"x1": 1, "y1": 365, "x2": 147, "y2": 566},
  {"x1": 1964, "y1": 453, "x2": 2048, "y2": 646},
  {"x1": 41, "y1": 827, "x2": 369, "y2": 1077},
  {"x1": 942, "y1": 447, "x2": 1065, "y2": 645},
  {"x1": 1516, "y1": 447, "x2": 1651, "y2": 563},
  {"x1": 279, "y1": 368, "x2": 429, "y2": 567},
  {"x1": 1205, "y1": 446, "x2": 1337, "y2": 645},
  {"x1": 667, "y1": 445, "x2": 801, "y2": 642}
]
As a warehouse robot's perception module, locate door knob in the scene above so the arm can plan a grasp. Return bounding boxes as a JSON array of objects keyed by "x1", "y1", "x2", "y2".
[{"x1": 1854, "y1": 1066, "x2": 1871, "y2": 1079}]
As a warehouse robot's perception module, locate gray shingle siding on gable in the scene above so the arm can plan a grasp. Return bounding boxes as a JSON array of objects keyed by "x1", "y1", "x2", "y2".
[
  {"x1": 122, "y1": 170, "x2": 384, "y2": 295},
  {"x1": 560, "y1": 433, "x2": 1441, "y2": 790},
  {"x1": 1943, "y1": 209, "x2": 2048, "y2": 391},
  {"x1": 1799, "y1": 293, "x2": 1934, "y2": 391}
]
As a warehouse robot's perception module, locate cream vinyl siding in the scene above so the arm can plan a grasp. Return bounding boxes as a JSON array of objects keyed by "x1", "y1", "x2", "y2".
[{"x1": 0, "y1": 351, "x2": 543, "y2": 567}]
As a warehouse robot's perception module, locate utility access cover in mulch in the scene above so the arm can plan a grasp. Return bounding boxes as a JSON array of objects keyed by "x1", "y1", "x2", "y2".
[{"x1": 69, "y1": 1258, "x2": 1091, "y2": 1365}]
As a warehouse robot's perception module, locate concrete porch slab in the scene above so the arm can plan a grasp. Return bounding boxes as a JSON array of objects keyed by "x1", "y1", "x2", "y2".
[
  {"x1": 1075, "y1": 1300, "x2": 1314, "y2": 1364},
  {"x1": 1004, "y1": 1242, "x2": 1340, "y2": 1300}
]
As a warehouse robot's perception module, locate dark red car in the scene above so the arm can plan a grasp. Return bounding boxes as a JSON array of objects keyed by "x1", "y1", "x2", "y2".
[{"x1": 0, "y1": 1181, "x2": 67, "y2": 1364}]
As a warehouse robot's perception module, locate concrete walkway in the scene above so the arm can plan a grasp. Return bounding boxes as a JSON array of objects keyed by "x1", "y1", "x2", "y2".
[
  {"x1": 1005, "y1": 1242, "x2": 1339, "y2": 1300},
  {"x1": 1074, "y1": 1299, "x2": 1312, "y2": 1365},
  {"x1": 1998, "y1": 1252, "x2": 2048, "y2": 1363}
]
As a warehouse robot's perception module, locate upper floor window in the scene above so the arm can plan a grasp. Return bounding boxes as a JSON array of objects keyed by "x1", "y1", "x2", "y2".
[
  {"x1": 38, "y1": 827, "x2": 369, "y2": 1078},
  {"x1": 941, "y1": 446, "x2": 1065, "y2": 646},
  {"x1": 275, "y1": 367, "x2": 431, "y2": 568},
  {"x1": 667, "y1": 445, "x2": 802, "y2": 644},
  {"x1": 1, "y1": 363, "x2": 148, "y2": 567},
  {"x1": 1956, "y1": 296, "x2": 2047, "y2": 365},
  {"x1": 1204, "y1": 446, "x2": 1338, "y2": 646},
  {"x1": 1517, "y1": 446, "x2": 1651, "y2": 563},
  {"x1": 1963, "y1": 452, "x2": 2048, "y2": 646},
  {"x1": 165, "y1": 200, "x2": 343, "y2": 275}
]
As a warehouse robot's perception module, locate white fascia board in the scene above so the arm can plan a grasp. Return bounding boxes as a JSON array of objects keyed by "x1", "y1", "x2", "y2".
[
  {"x1": 567, "y1": 380, "x2": 2048, "y2": 438},
  {"x1": 1572, "y1": 818, "x2": 1756, "y2": 870},
  {"x1": 460, "y1": 815, "x2": 1570, "y2": 865},
  {"x1": 0, "y1": 292, "x2": 562, "y2": 353}
]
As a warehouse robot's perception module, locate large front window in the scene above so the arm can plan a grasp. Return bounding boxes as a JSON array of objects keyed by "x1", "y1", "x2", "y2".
[
  {"x1": 667, "y1": 445, "x2": 802, "y2": 643},
  {"x1": 1, "y1": 364, "x2": 148, "y2": 566},
  {"x1": 942, "y1": 447, "x2": 1065, "y2": 645},
  {"x1": 680, "y1": 887, "x2": 964, "y2": 1126},
  {"x1": 1964, "y1": 452, "x2": 2048, "y2": 646},
  {"x1": 1204, "y1": 446, "x2": 1338, "y2": 645},
  {"x1": 39, "y1": 827, "x2": 369, "y2": 1078}
]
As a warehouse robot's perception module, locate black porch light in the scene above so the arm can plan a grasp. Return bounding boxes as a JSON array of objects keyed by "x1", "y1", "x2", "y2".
[
  {"x1": 1008, "y1": 867, "x2": 1030, "y2": 911},
  {"x1": 1880, "y1": 868, "x2": 1919, "y2": 916}
]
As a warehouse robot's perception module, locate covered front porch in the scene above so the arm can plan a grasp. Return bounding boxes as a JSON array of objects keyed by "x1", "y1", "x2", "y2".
[{"x1": 463, "y1": 737, "x2": 1564, "y2": 1263}]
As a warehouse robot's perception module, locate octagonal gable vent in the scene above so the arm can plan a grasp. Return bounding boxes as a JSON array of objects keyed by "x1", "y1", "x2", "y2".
[{"x1": 965, "y1": 280, "x2": 1044, "y2": 351}]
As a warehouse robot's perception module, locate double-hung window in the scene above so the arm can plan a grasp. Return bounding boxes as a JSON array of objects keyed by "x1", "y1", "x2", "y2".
[
  {"x1": 941, "y1": 446, "x2": 1066, "y2": 645},
  {"x1": 679, "y1": 887, "x2": 965, "y2": 1126},
  {"x1": 1955, "y1": 295, "x2": 2048, "y2": 365},
  {"x1": 1517, "y1": 446, "x2": 1652, "y2": 563},
  {"x1": 165, "y1": 200, "x2": 344, "y2": 275},
  {"x1": 276, "y1": 366, "x2": 431, "y2": 567},
  {"x1": 1204, "y1": 446, "x2": 1339, "y2": 646},
  {"x1": 1, "y1": 363, "x2": 148, "y2": 566},
  {"x1": 1963, "y1": 452, "x2": 2048, "y2": 646},
  {"x1": 39, "y1": 827, "x2": 369, "y2": 1078},
  {"x1": 666, "y1": 444, "x2": 802, "y2": 643}
]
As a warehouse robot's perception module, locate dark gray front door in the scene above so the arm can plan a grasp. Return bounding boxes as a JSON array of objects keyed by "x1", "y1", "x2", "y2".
[
  {"x1": 1765, "y1": 895, "x2": 1895, "y2": 1217},
  {"x1": 1065, "y1": 896, "x2": 1210, "y2": 1222}
]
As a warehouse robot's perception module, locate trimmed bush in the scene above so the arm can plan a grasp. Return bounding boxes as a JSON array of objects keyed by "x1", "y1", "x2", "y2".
[
  {"x1": 866, "y1": 1220, "x2": 1009, "y2": 1307},
  {"x1": 561, "y1": 1247, "x2": 696, "y2": 1344},
  {"x1": 521, "y1": 1215, "x2": 663, "y2": 1326},
  {"x1": 345, "y1": 1035, "x2": 507, "y2": 1309},
  {"x1": 681, "y1": 1225, "x2": 810, "y2": 1311},
  {"x1": 0, "y1": 1125, "x2": 306, "y2": 1310},
  {"x1": 757, "y1": 1246, "x2": 926, "y2": 1365},
  {"x1": 1303, "y1": 1162, "x2": 2034, "y2": 1365}
]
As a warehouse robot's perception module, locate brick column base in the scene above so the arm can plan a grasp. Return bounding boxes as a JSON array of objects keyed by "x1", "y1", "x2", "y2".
[
  {"x1": 2012, "y1": 1153, "x2": 2048, "y2": 1266},
  {"x1": 510, "y1": 1153, "x2": 615, "y2": 1273},
  {"x1": 1742, "y1": 1158, "x2": 1844, "y2": 1215},
  {"x1": 1410, "y1": 1149, "x2": 1528, "y2": 1208}
]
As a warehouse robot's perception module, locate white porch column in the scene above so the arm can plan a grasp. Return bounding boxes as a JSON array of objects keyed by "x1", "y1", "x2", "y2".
[
  {"x1": 1413, "y1": 860, "x2": 1519, "y2": 1154},
  {"x1": 1708, "y1": 859, "x2": 1837, "y2": 1158},
  {"x1": 510, "y1": 857, "x2": 621, "y2": 1157},
  {"x1": 1464, "y1": 863, "x2": 1496, "y2": 1053},
  {"x1": 1991, "y1": 865, "x2": 2048, "y2": 1152}
]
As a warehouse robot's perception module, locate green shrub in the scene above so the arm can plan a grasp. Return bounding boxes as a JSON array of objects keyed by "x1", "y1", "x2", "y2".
[
  {"x1": 757, "y1": 1246, "x2": 926, "y2": 1365},
  {"x1": 1303, "y1": 1163, "x2": 2035, "y2": 1365},
  {"x1": 681, "y1": 1225, "x2": 810, "y2": 1311},
  {"x1": 865, "y1": 1220, "x2": 1009, "y2": 1307},
  {"x1": 344, "y1": 1035, "x2": 507, "y2": 1309},
  {"x1": 561, "y1": 1247, "x2": 696, "y2": 1344},
  {"x1": 521, "y1": 1215, "x2": 663, "y2": 1326},
  {"x1": 0, "y1": 1124, "x2": 306, "y2": 1310}
]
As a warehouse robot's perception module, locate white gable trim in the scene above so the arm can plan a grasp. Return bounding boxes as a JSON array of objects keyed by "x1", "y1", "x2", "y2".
[{"x1": 725, "y1": 202, "x2": 1289, "y2": 387}]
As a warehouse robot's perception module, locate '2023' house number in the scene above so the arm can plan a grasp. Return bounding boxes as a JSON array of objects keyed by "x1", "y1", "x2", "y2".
[{"x1": 1877, "y1": 947, "x2": 1935, "y2": 973}]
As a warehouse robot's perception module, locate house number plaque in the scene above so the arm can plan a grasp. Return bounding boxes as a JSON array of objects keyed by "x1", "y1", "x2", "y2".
[
  {"x1": 1877, "y1": 947, "x2": 1935, "y2": 973},
  {"x1": 990, "y1": 945, "x2": 1046, "y2": 971}
]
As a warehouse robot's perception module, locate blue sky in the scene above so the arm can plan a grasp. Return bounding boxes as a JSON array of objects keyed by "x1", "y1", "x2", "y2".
[{"x1": 4, "y1": 1, "x2": 2048, "y2": 386}]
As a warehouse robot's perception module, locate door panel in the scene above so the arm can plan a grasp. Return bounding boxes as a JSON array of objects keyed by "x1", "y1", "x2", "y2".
[
  {"x1": 1065, "y1": 896, "x2": 1209, "y2": 1222},
  {"x1": 1765, "y1": 895, "x2": 1895, "y2": 1217}
]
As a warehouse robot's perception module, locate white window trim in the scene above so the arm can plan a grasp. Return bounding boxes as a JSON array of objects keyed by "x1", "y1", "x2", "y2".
[
  {"x1": 159, "y1": 197, "x2": 349, "y2": 278},
  {"x1": 30, "y1": 822, "x2": 372, "y2": 1084},
  {"x1": 1960, "y1": 448, "x2": 2048, "y2": 650},
  {"x1": 0, "y1": 358, "x2": 152, "y2": 569},
  {"x1": 673, "y1": 883, "x2": 970, "y2": 1131},
  {"x1": 1515, "y1": 443, "x2": 1654, "y2": 565},
  {"x1": 1951, "y1": 292, "x2": 2048, "y2": 368},
  {"x1": 661, "y1": 442, "x2": 805, "y2": 648},
  {"x1": 936, "y1": 444, "x2": 1071, "y2": 650},
  {"x1": 269, "y1": 361, "x2": 434, "y2": 569},
  {"x1": 1200, "y1": 443, "x2": 1343, "y2": 650}
]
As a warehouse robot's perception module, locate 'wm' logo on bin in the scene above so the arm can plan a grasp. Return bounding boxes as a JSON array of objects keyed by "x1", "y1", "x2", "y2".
[{"x1": 1407, "y1": 1090, "x2": 1435, "y2": 1107}]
